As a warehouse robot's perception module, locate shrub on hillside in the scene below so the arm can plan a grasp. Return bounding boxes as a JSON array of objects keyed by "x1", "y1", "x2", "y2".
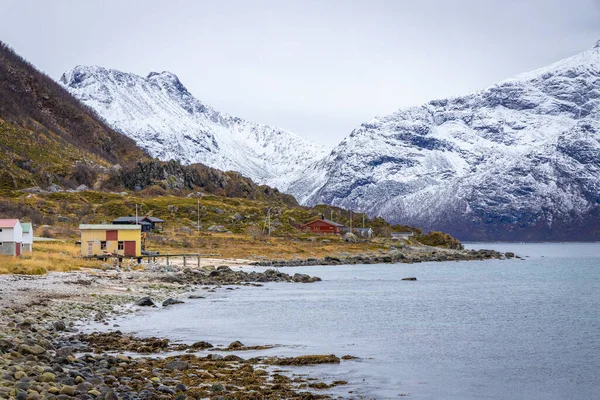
[{"x1": 417, "y1": 231, "x2": 463, "y2": 249}]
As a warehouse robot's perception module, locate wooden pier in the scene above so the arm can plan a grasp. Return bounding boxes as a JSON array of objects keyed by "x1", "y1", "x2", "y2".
[{"x1": 85, "y1": 253, "x2": 221, "y2": 267}]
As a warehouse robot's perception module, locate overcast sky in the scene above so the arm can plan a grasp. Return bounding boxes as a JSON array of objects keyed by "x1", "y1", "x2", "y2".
[{"x1": 1, "y1": 0, "x2": 599, "y2": 147}]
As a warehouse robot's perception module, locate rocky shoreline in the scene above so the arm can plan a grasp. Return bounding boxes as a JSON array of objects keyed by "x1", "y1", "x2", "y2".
[
  {"x1": 0, "y1": 267, "x2": 349, "y2": 400},
  {"x1": 251, "y1": 246, "x2": 512, "y2": 267}
]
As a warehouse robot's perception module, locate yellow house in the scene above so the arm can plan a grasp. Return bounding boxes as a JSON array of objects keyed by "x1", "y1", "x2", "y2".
[{"x1": 79, "y1": 224, "x2": 142, "y2": 257}]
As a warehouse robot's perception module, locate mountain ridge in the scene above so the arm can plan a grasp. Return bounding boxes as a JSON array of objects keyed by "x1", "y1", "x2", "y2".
[
  {"x1": 60, "y1": 66, "x2": 329, "y2": 189},
  {"x1": 287, "y1": 40, "x2": 600, "y2": 241}
]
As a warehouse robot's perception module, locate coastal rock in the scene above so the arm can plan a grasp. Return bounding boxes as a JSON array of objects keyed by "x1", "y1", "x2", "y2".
[
  {"x1": 343, "y1": 232, "x2": 358, "y2": 243},
  {"x1": 135, "y1": 297, "x2": 156, "y2": 307},
  {"x1": 401, "y1": 277, "x2": 417, "y2": 281},
  {"x1": 162, "y1": 298, "x2": 184, "y2": 307}
]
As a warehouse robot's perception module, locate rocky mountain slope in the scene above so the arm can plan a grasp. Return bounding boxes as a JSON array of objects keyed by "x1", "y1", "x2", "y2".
[
  {"x1": 0, "y1": 42, "x2": 298, "y2": 205},
  {"x1": 289, "y1": 40, "x2": 600, "y2": 241},
  {"x1": 60, "y1": 66, "x2": 328, "y2": 188}
]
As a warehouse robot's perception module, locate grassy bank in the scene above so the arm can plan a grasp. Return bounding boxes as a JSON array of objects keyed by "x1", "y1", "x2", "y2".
[{"x1": 0, "y1": 241, "x2": 100, "y2": 275}]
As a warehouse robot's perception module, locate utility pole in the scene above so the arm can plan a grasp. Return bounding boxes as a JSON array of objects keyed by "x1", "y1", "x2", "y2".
[
  {"x1": 363, "y1": 213, "x2": 365, "y2": 228},
  {"x1": 267, "y1": 209, "x2": 271, "y2": 236},
  {"x1": 330, "y1": 209, "x2": 333, "y2": 221},
  {"x1": 135, "y1": 204, "x2": 138, "y2": 225},
  {"x1": 197, "y1": 199, "x2": 200, "y2": 233},
  {"x1": 350, "y1": 210, "x2": 353, "y2": 232}
]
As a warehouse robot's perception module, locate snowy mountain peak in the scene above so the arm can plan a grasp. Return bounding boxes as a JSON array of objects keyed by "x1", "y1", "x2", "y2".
[
  {"x1": 60, "y1": 66, "x2": 329, "y2": 189},
  {"x1": 594, "y1": 39, "x2": 600, "y2": 49},
  {"x1": 287, "y1": 42, "x2": 600, "y2": 241}
]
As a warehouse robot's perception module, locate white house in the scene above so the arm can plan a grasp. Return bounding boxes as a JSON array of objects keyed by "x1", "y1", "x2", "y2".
[
  {"x1": 391, "y1": 231, "x2": 414, "y2": 240},
  {"x1": 21, "y1": 222, "x2": 33, "y2": 253},
  {"x1": 0, "y1": 219, "x2": 24, "y2": 256}
]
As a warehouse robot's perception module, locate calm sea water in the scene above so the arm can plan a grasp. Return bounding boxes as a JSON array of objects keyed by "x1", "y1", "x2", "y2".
[{"x1": 108, "y1": 243, "x2": 600, "y2": 399}]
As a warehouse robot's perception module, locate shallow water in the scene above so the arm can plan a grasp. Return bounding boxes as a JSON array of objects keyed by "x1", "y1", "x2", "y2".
[{"x1": 110, "y1": 243, "x2": 600, "y2": 399}]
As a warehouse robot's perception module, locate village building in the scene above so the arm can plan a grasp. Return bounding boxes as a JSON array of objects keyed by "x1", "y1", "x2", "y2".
[
  {"x1": 355, "y1": 227, "x2": 374, "y2": 238},
  {"x1": 79, "y1": 224, "x2": 142, "y2": 257},
  {"x1": 300, "y1": 216, "x2": 345, "y2": 234},
  {"x1": 0, "y1": 219, "x2": 23, "y2": 256},
  {"x1": 391, "y1": 231, "x2": 414, "y2": 240},
  {"x1": 21, "y1": 222, "x2": 33, "y2": 253},
  {"x1": 112, "y1": 216, "x2": 164, "y2": 232}
]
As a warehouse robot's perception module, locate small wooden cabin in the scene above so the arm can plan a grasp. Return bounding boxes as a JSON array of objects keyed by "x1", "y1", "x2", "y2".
[
  {"x1": 0, "y1": 219, "x2": 23, "y2": 256},
  {"x1": 79, "y1": 224, "x2": 142, "y2": 257},
  {"x1": 112, "y1": 216, "x2": 164, "y2": 232},
  {"x1": 300, "y1": 216, "x2": 345, "y2": 234}
]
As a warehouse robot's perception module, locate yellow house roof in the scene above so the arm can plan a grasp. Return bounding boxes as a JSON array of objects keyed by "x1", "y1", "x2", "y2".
[{"x1": 78, "y1": 224, "x2": 141, "y2": 230}]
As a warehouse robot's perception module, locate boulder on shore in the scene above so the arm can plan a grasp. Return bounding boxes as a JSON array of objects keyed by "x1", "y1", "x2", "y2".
[
  {"x1": 162, "y1": 298, "x2": 184, "y2": 307},
  {"x1": 135, "y1": 297, "x2": 156, "y2": 307}
]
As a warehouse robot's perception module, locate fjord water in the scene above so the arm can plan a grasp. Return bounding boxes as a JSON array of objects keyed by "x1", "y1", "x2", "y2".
[{"x1": 113, "y1": 243, "x2": 600, "y2": 399}]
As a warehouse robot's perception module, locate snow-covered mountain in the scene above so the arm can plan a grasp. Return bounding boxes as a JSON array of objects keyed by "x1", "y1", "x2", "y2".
[
  {"x1": 288, "y1": 40, "x2": 600, "y2": 240},
  {"x1": 60, "y1": 66, "x2": 328, "y2": 188}
]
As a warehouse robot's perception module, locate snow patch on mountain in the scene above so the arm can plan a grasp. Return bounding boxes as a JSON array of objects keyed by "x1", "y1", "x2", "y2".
[
  {"x1": 289, "y1": 41, "x2": 600, "y2": 240},
  {"x1": 60, "y1": 66, "x2": 328, "y2": 188}
]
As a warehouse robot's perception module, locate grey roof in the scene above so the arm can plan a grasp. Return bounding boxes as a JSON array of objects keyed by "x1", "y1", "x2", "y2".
[
  {"x1": 304, "y1": 218, "x2": 345, "y2": 227},
  {"x1": 144, "y1": 216, "x2": 164, "y2": 222},
  {"x1": 113, "y1": 216, "x2": 164, "y2": 223},
  {"x1": 79, "y1": 224, "x2": 141, "y2": 230},
  {"x1": 355, "y1": 227, "x2": 372, "y2": 232},
  {"x1": 392, "y1": 231, "x2": 414, "y2": 235}
]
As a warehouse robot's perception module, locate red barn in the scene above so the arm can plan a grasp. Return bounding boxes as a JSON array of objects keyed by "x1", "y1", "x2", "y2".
[{"x1": 300, "y1": 216, "x2": 345, "y2": 234}]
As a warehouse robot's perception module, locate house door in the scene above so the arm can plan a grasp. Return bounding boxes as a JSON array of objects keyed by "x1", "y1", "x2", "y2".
[
  {"x1": 124, "y1": 241, "x2": 136, "y2": 257},
  {"x1": 15, "y1": 243, "x2": 20, "y2": 257},
  {"x1": 87, "y1": 241, "x2": 93, "y2": 256}
]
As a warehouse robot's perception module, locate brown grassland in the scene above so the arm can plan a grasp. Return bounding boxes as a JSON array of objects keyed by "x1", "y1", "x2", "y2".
[{"x1": 0, "y1": 240, "x2": 102, "y2": 275}]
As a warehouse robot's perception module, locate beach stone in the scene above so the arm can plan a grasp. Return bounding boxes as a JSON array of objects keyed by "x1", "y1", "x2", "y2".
[
  {"x1": 190, "y1": 341, "x2": 213, "y2": 350},
  {"x1": 115, "y1": 354, "x2": 130, "y2": 362},
  {"x1": 135, "y1": 297, "x2": 155, "y2": 307},
  {"x1": 53, "y1": 321, "x2": 67, "y2": 331},
  {"x1": 56, "y1": 346, "x2": 75, "y2": 358},
  {"x1": 210, "y1": 383, "x2": 225, "y2": 392},
  {"x1": 104, "y1": 391, "x2": 118, "y2": 400},
  {"x1": 14, "y1": 371, "x2": 27, "y2": 379},
  {"x1": 47, "y1": 386, "x2": 60, "y2": 394},
  {"x1": 60, "y1": 386, "x2": 76, "y2": 396},
  {"x1": 162, "y1": 298, "x2": 184, "y2": 307},
  {"x1": 228, "y1": 341, "x2": 244, "y2": 349},
  {"x1": 165, "y1": 360, "x2": 189, "y2": 371},
  {"x1": 40, "y1": 372, "x2": 56, "y2": 382},
  {"x1": 175, "y1": 383, "x2": 187, "y2": 392},
  {"x1": 157, "y1": 385, "x2": 175, "y2": 394},
  {"x1": 19, "y1": 345, "x2": 45, "y2": 355},
  {"x1": 87, "y1": 389, "x2": 101, "y2": 397}
]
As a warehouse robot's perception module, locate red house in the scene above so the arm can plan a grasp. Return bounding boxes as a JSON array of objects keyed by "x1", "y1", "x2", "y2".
[{"x1": 300, "y1": 216, "x2": 345, "y2": 234}]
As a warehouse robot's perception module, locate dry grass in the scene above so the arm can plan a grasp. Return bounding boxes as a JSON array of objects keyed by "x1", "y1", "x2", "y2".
[
  {"x1": 145, "y1": 229, "x2": 388, "y2": 261},
  {"x1": 0, "y1": 240, "x2": 102, "y2": 275}
]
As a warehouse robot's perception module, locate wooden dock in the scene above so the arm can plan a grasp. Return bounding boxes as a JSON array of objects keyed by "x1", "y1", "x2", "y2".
[{"x1": 85, "y1": 253, "x2": 221, "y2": 267}]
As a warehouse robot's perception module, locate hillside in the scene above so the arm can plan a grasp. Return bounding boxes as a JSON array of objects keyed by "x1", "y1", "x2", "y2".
[
  {"x1": 288, "y1": 40, "x2": 600, "y2": 241},
  {"x1": 60, "y1": 65, "x2": 328, "y2": 189},
  {"x1": 0, "y1": 42, "x2": 301, "y2": 205}
]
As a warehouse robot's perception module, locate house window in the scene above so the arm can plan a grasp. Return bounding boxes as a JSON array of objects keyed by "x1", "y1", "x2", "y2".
[
  {"x1": 100, "y1": 241, "x2": 107, "y2": 250},
  {"x1": 0, "y1": 229, "x2": 2, "y2": 232},
  {"x1": 118, "y1": 241, "x2": 124, "y2": 250}
]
